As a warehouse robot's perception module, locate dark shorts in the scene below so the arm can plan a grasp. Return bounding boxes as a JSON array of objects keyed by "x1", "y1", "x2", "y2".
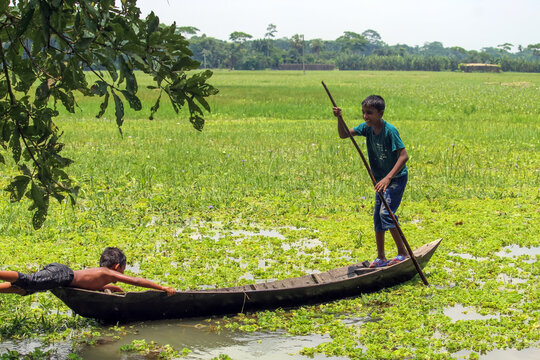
[
  {"x1": 11, "y1": 263, "x2": 74, "y2": 296},
  {"x1": 374, "y1": 175, "x2": 407, "y2": 232}
]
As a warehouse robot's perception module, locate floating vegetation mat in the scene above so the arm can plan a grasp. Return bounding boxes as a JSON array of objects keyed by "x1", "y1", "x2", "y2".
[{"x1": 0, "y1": 70, "x2": 539, "y2": 359}]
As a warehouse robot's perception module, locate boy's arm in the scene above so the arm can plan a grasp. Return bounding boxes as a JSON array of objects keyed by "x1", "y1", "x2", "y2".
[
  {"x1": 333, "y1": 107, "x2": 356, "y2": 139},
  {"x1": 375, "y1": 148, "x2": 409, "y2": 192},
  {"x1": 111, "y1": 272, "x2": 176, "y2": 295}
]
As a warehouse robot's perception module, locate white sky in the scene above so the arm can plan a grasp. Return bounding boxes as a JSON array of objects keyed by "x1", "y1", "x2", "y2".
[{"x1": 135, "y1": 0, "x2": 539, "y2": 51}]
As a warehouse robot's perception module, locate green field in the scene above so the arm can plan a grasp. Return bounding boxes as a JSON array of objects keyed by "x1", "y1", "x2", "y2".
[{"x1": 0, "y1": 70, "x2": 539, "y2": 359}]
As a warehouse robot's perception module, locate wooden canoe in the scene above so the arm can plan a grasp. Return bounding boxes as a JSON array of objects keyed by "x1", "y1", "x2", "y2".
[{"x1": 52, "y1": 239, "x2": 441, "y2": 322}]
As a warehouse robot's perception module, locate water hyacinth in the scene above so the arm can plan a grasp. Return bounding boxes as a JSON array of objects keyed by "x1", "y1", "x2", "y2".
[{"x1": 0, "y1": 70, "x2": 538, "y2": 359}]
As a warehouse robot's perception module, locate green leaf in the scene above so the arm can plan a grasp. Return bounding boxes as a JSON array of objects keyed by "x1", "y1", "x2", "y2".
[
  {"x1": 0, "y1": 80, "x2": 7, "y2": 99},
  {"x1": 9, "y1": 103, "x2": 29, "y2": 127},
  {"x1": 5, "y1": 175, "x2": 31, "y2": 202},
  {"x1": 0, "y1": 0, "x2": 9, "y2": 13},
  {"x1": 149, "y1": 91, "x2": 161, "y2": 120},
  {"x1": 35, "y1": 81, "x2": 50, "y2": 106},
  {"x1": 118, "y1": 56, "x2": 138, "y2": 94},
  {"x1": 32, "y1": 202, "x2": 48, "y2": 230},
  {"x1": 146, "y1": 12, "x2": 160, "y2": 37},
  {"x1": 195, "y1": 95, "x2": 211, "y2": 112},
  {"x1": 74, "y1": 36, "x2": 95, "y2": 52},
  {"x1": 126, "y1": 71, "x2": 138, "y2": 94},
  {"x1": 55, "y1": 89, "x2": 75, "y2": 113},
  {"x1": 112, "y1": 92, "x2": 124, "y2": 130},
  {"x1": 190, "y1": 114, "x2": 204, "y2": 131},
  {"x1": 96, "y1": 92, "x2": 110, "y2": 118},
  {"x1": 172, "y1": 56, "x2": 200, "y2": 71},
  {"x1": 8, "y1": 129, "x2": 21, "y2": 163},
  {"x1": 12, "y1": 59, "x2": 37, "y2": 93},
  {"x1": 38, "y1": 0, "x2": 51, "y2": 45},
  {"x1": 74, "y1": 10, "x2": 81, "y2": 30},
  {"x1": 68, "y1": 186, "x2": 79, "y2": 206},
  {"x1": 52, "y1": 168, "x2": 70, "y2": 181},
  {"x1": 91, "y1": 81, "x2": 108, "y2": 96},
  {"x1": 81, "y1": 4, "x2": 98, "y2": 33},
  {"x1": 127, "y1": 53, "x2": 146, "y2": 69},
  {"x1": 121, "y1": 90, "x2": 142, "y2": 111},
  {"x1": 29, "y1": 182, "x2": 46, "y2": 208},
  {"x1": 15, "y1": 4, "x2": 36, "y2": 38},
  {"x1": 19, "y1": 164, "x2": 32, "y2": 177},
  {"x1": 167, "y1": 90, "x2": 180, "y2": 114},
  {"x1": 1, "y1": 118, "x2": 12, "y2": 143},
  {"x1": 187, "y1": 98, "x2": 202, "y2": 116},
  {"x1": 82, "y1": 0, "x2": 99, "y2": 19},
  {"x1": 93, "y1": 52, "x2": 118, "y2": 82},
  {"x1": 63, "y1": 57, "x2": 88, "y2": 91},
  {"x1": 51, "y1": 0, "x2": 62, "y2": 9}
]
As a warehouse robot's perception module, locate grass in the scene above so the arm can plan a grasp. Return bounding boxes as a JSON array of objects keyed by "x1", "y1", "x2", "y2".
[{"x1": 0, "y1": 70, "x2": 539, "y2": 359}]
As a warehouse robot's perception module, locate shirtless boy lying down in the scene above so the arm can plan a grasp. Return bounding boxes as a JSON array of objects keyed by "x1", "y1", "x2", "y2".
[{"x1": 0, "y1": 247, "x2": 176, "y2": 296}]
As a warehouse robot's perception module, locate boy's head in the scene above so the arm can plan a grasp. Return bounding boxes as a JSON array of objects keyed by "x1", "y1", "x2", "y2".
[
  {"x1": 362, "y1": 95, "x2": 385, "y2": 113},
  {"x1": 361, "y1": 95, "x2": 385, "y2": 124},
  {"x1": 99, "y1": 247, "x2": 127, "y2": 269}
]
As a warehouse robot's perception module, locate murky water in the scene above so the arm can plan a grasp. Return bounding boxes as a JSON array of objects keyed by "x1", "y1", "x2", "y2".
[
  {"x1": 78, "y1": 318, "x2": 346, "y2": 360},
  {"x1": 496, "y1": 245, "x2": 540, "y2": 262},
  {"x1": 1, "y1": 314, "x2": 539, "y2": 359},
  {"x1": 0, "y1": 319, "x2": 345, "y2": 359},
  {"x1": 448, "y1": 245, "x2": 539, "y2": 262},
  {"x1": 443, "y1": 304, "x2": 500, "y2": 322}
]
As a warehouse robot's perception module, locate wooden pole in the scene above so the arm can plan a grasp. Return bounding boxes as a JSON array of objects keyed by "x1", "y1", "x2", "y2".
[{"x1": 321, "y1": 81, "x2": 429, "y2": 286}]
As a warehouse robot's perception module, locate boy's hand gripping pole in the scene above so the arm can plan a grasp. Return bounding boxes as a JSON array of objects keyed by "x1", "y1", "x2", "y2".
[{"x1": 321, "y1": 81, "x2": 429, "y2": 286}]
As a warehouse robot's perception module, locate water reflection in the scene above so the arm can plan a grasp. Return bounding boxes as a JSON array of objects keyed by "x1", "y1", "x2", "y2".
[
  {"x1": 78, "y1": 318, "x2": 347, "y2": 360},
  {"x1": 496, "y1": 245, "x2": 540, "y2": 259},
  {"x1": 443, "y1": 304, "x2": 499, "y2": 322},
  {"x1": 447, "y1": 244, "x2": 540, "y2": 263}
]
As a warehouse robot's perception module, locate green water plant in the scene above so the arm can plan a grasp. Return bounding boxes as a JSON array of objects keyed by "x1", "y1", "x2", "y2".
[{"x1": 119, "y1": 339, "x2": 188, "y2": 359}]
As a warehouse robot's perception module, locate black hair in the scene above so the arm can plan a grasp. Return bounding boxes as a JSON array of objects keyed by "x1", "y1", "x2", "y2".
[
  {"x1": 362, "y1": 95, "x2": 385, "y2": 113},
  {"x1": 99, "y1": 247, "x2": 127, "y2": 268}
]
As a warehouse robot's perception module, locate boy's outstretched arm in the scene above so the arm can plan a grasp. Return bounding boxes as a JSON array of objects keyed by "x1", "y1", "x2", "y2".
[
  {"x1": 111, "y1": 272, "x2": 176, "y2": 295},
  {"x1": 375, "y1": 148, "x2": 409, "y2": 192},
  {"x1": 333, "y1": 107, "x2": 355, "y2": 139}
]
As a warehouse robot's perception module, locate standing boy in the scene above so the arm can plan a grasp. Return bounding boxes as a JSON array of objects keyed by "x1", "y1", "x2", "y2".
[
  {"x1": 0, "y1": 247, "x2": 176, "y2": 296},
  {"x1": 333, "y1": 95, "x2": 409, "y2": 267}
]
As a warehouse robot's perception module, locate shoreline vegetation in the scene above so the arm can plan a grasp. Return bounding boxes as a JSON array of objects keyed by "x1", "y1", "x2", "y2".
[{"x1": 0, "y1": 70, "x2": 538, "y2": 359}]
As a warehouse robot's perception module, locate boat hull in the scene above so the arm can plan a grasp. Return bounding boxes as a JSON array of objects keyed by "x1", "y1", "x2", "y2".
[{"x1": 52, "y1": 239, "x2": 441, "y2": 322}]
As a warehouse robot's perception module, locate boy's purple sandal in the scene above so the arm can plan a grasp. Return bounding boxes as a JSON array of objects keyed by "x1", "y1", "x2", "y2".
[
  {"x1": 387, "y1": 255, "x2": 408, "y2": 266},
  {"x1": 368, "y1": 258, "x2": 389, "y2": 268}
]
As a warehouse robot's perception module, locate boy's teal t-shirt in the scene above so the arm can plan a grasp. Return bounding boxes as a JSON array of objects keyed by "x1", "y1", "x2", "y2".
[{"x1": 353, "y1": 120, "x2": 408, "y2": 182}]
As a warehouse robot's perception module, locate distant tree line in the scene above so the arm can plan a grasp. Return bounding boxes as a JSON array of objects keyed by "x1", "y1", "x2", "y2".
[{"x1": 181, "y1": 26, "x2": 540, "y2": 72}]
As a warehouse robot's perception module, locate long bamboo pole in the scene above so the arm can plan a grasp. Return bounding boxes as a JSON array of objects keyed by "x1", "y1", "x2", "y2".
[{"x1": 322, "y1": 81, "x2": 429, "y2": 286}]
